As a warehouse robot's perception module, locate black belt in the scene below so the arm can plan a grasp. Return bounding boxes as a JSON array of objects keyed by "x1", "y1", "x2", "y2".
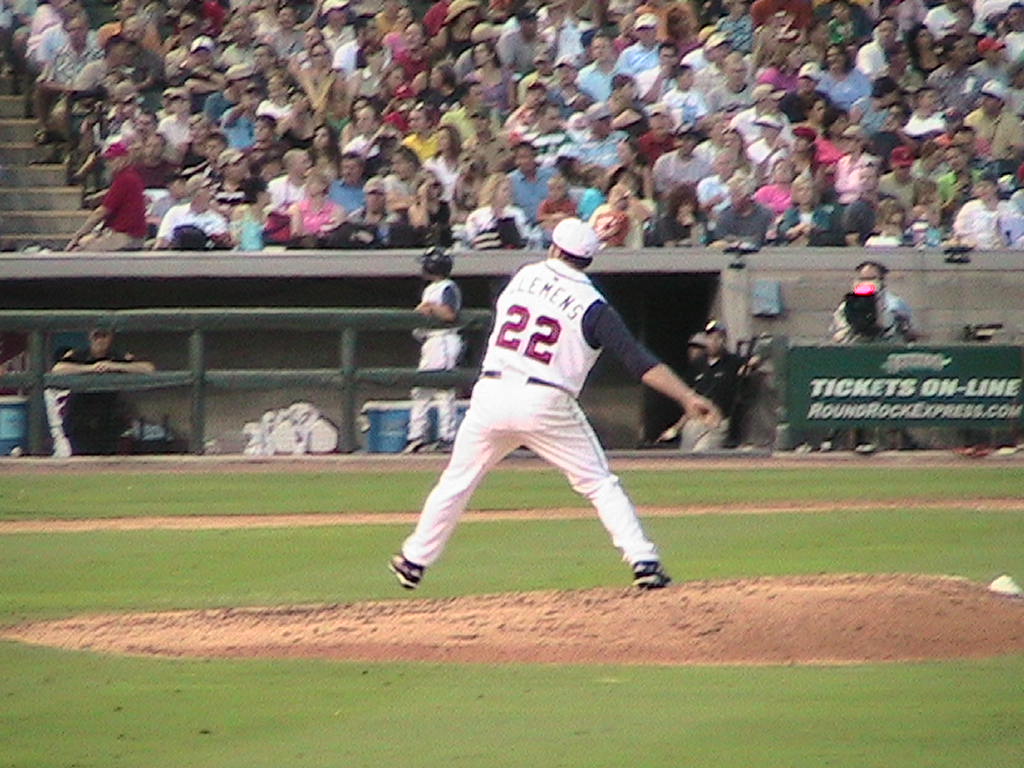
[{"x1": 481, "y1": 370, "x2": 564, "y2": 391}]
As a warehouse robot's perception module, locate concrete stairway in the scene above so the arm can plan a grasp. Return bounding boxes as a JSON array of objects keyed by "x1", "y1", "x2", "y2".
[{"x1": 0, "y1": 92, "x2": 85, "y2": 250}]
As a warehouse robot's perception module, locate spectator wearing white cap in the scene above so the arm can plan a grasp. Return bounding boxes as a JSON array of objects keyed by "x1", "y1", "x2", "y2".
[
  {"x1": 204, "y1": 62, "x2": 253, "y2": 124},
  {"x1": 923, "y1": 0, "x2": 961, "y2": 39},
  {"x1": 730, "y1": 84, "x2": 791, "y2": 145},
  {"x1": 181, "y1": 36, "x2": 225, "y2": 113},
  {"x1": 154, "y1": 175, "x2": 231, "y2": 249},
  {"x1": 637, "y1": 103, "x2": 678, "y2": 165},
  {"x1": 578, "y1": 32, "x2": 617, "y2": 102},
  {"x1": 779, "y1": 62, "x2": 824, "y2": 124},
  {"x1": 548, "y1": 56, "x2": 586, "y2": 116},
  {"x1": 578, "y1": 102, "x2": 628, "y2": 169},
  {"x1": 157, "y1": 87, "x2": 192, "y2": 162},
  {"x1": 747, "y1": 114, "x2": 791, "y2": 177},
  {"x1": 615, "y1": 13, "x2": 661, "y2": 78},
  {"x1": 965, "y1": 80, "x2": 1024, "y2": 168},
  {"x1": 320, "y1": 0, "x2": 354, "y2": 56},
  {"x1": 688, "y1": 32, "x2": 731, "y2": 94}
]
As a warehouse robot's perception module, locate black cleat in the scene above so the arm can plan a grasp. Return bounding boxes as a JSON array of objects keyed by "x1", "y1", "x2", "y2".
[
  {"x1": 632, "y1": 561, "x2": 671, "y2": 589},
  {"x1": 389, "y1": 554, "x2": 425, "y2": 589}
]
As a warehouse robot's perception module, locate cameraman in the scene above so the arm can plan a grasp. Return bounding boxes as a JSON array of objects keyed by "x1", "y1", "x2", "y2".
[
  {"x1": 830, "y1": 260, "x2": 914, "y2": 344},
  {"x1": 826, "y1": 260, "x2": 916, "y2": 452}
]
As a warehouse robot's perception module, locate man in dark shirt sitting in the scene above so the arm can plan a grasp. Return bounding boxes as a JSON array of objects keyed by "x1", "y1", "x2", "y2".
[
  {"x1": 711, "y1": 171, "x2": 774, "y2": 248},
  {"x1": 51, "y1": 326, "x2": 155, "y2": 455}
]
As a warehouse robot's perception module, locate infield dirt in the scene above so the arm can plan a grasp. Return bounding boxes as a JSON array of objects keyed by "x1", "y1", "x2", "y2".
[{"x1": 5, "y1": 574, "x2": 1023, "y2": 666}]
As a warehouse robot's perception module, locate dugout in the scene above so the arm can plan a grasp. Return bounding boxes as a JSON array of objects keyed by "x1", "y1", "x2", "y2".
[{"x1": 0, "y1": 263, "x2": 718, "y2": 450}]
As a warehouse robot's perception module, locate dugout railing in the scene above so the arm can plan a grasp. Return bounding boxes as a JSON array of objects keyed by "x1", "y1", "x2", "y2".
[{"x1": 0, "y1": 308, "x2": 494, "y2": 456}]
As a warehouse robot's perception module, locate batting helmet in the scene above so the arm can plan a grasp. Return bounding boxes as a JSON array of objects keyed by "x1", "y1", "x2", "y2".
[{"x1": 419, "y1": 247, "x2": 453, "y2": 277}]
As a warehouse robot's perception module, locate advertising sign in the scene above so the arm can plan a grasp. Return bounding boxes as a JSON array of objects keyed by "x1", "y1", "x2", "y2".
[{"x1": 787, "y1": 346, "x2": 1024, "y2": 428}]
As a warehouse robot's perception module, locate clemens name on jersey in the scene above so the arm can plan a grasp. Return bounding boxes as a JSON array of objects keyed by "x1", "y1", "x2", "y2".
[{"x1": 504, "y1": 268, "x2": 592, "y2": 321}]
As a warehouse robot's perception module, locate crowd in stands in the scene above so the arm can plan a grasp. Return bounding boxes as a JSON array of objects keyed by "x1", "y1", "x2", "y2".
[{"x1": 6, "y1": 0, "x2": 1024, "y2": 251}]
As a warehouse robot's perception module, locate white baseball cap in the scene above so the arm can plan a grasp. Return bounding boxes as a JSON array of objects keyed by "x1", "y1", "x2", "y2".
[
  {"x1": 798, "y1": 62, "x2": 822, "y2": 80},
  {"x1": 981, "y1": 79, "x2": 1008, "y2": 100},
  {"x1": 635, "y1": 13, "x2": 659, "y2": 29},
  {"x1": 190, "y1": 35, "x2": 215, "y2": 53},
  {"x1": 754, "y1": 114, "x2": 783, "y2": 130},
  {"x1": 704, "y1": 32, "x2": 728, "y2": 49},
  {"x1": 552, "y1": 218, "x2": 602, "y2": 260}
]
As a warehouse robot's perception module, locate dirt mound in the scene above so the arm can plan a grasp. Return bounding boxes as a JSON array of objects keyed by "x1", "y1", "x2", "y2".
[{"x1": 4, "y1": 574, "x2": 1023, "y2": 666}]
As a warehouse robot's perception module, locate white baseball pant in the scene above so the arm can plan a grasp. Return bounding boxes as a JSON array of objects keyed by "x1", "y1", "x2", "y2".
[
  {"x1": 408, "y1": 331, "x2": 463, "y2": 443},
  {"x1": 401, "y1": 375, "x2": 660, "y2": 567}
]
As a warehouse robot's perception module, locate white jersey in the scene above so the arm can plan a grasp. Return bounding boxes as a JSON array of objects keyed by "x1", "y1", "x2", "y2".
[
  {"x1": 480, "y1": 258, "x2": 603, "y2": 397},
  {"x1": 421, "y1": 278, "x2": 462, "y2": 327}
]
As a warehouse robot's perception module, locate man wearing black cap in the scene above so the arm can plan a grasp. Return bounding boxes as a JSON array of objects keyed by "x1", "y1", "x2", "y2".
[
  {"x1": 658, "y1": 320, "x2": 742, "y2": 452},
  {"x1": 51, "y1": 326, "x2": 155, "y2": 455}
]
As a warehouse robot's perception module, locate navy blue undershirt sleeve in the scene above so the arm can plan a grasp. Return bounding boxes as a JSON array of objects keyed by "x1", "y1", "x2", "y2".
[
  {"x1": 581, "y1": 301, "x2": 660, "y2": 379},
  {"x1": 440, "y1": 283, "x2": 461, "y2": 312}
]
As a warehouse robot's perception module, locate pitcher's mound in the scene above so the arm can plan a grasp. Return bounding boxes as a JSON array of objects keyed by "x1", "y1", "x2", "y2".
[{"x1": 5, "y1": 574, "x2": 1023, "y2": 665}]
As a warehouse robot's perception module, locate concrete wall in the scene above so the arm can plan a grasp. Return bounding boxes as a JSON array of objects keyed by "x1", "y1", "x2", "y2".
[{"x1": 716, "y1": 249, "x2": 1024, "y2": 345}]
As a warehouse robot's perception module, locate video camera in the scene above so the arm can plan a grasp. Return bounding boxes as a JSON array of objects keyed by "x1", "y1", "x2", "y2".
[{"x1": 843, "y1": 281, "x2": 882, "y2": 339}]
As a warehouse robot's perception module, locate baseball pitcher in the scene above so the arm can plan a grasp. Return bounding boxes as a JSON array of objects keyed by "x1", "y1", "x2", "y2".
[{"x1": 390, "y1": 218, "x2": 719, "y2": 590}]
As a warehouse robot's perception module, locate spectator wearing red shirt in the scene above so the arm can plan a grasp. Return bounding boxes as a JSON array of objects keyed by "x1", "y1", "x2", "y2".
[
  {"x1": 66, "y1": 142, "x2": 147, "y2": 251},
  {"x1": 394, "y1": 22, "x2": 431, "y2": 84},
  {"x1": 638, "y1": 104, "x2": 678, "y2": 165}
]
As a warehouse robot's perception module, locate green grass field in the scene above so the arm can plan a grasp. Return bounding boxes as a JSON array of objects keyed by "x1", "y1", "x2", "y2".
[{"x1": 1, "y1": 465, "x2": 1022, "y2": 768}]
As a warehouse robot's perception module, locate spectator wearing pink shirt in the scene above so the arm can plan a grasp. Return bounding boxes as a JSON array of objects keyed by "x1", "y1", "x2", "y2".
[
  {"x1": 833, "y1": 125, "x2": 878, "y2": 204},
  {"x1": 754, "y1": 158, "x2": 796, "y2": 217},
  {"x1": 289, "y1": 169, "x2": 345, "y2": 247}
]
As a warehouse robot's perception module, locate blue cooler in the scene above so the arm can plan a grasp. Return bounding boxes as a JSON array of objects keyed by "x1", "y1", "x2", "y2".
[
  {"x1": 0, "y1": 396, "x2": 28, "y2": 455},
  {"x1": 360, "y1": 399, "x2": 471, "y2": 453},
  {"x1": 361, "y1": 401, "x2": 414, "y2": 453}
]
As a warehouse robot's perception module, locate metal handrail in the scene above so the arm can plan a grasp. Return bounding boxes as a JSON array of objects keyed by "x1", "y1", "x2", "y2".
[{"x1": 0, "y1": 308, "x2": 493, "y2": 455}]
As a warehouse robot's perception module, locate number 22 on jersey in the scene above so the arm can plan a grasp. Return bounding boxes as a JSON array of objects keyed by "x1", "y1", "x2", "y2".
[{"x1": 495, "y1": 304, "x2": 562, "y2": 364}]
